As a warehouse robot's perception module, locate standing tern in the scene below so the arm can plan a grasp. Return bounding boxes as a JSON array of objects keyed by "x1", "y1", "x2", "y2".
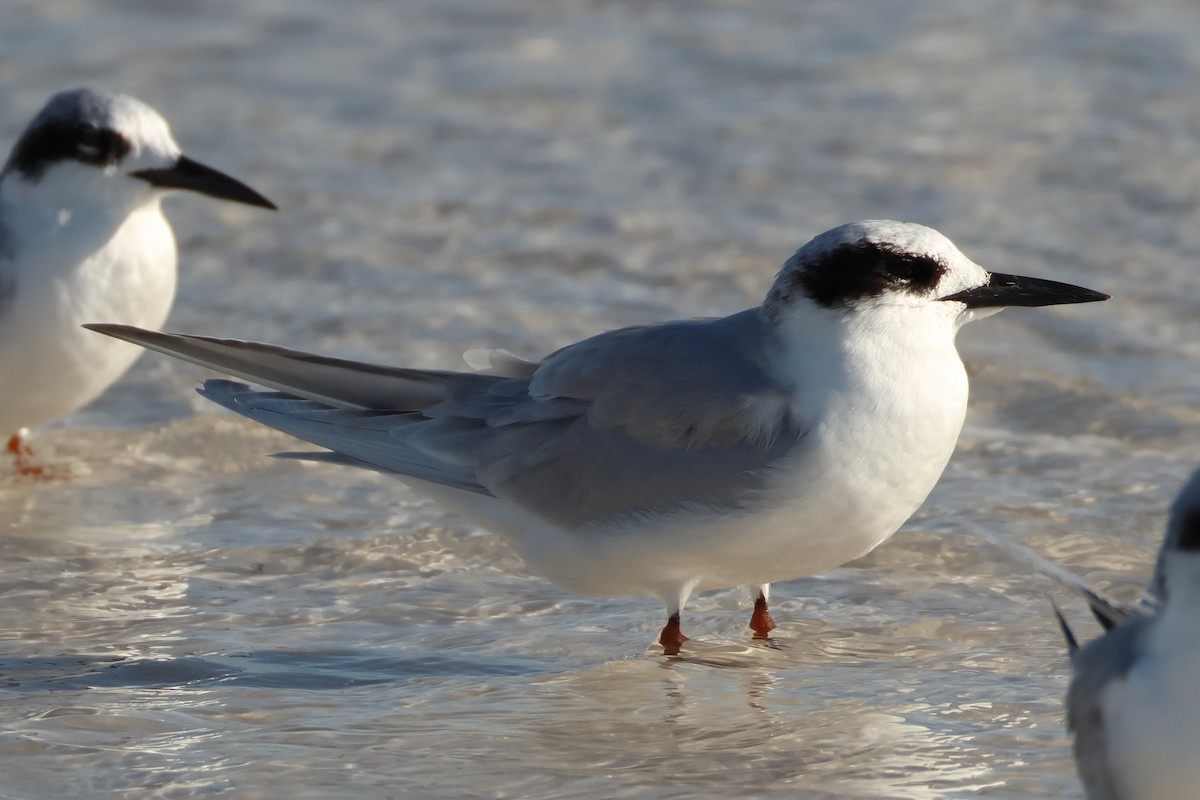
[
  {"x1": 1043, "y1": 468, "x2": 1200, "y2": 800},
  {"x1": 0, "y1": 87, "x2": 275, "y2": 471},
  {"x1": 88, "y1": 220, "x2": 1107, "y2": 653}
]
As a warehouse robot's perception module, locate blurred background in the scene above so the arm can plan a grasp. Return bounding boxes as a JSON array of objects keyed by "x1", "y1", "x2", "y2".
[{"x1": 2, "y1": 0, "x2": 1199, "y2": 797}]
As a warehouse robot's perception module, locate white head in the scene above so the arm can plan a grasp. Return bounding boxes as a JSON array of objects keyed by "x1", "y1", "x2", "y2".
[
  {"x1": 763, "y1": 220, "x2": 1107, "y2": 329},
  {"x1": 0, "y1": 87, "x2": 275, "y2": 216}
]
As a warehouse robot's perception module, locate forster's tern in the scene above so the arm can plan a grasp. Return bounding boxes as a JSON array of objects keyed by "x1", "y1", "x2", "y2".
[
  {"x1": 0, "y1": 87, "x2": 275, "y2": 469},
  {"x1": 1038, "y1": 469, "x2": 1200, "y2": 800},
  {"x1": 89, "y1": 220, "x2": 1107, "y2": 653}
]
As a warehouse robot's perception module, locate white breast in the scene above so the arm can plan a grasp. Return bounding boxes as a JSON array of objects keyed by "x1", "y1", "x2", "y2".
[
  {"x1": 1103, "y1": 604, "x2": 1200, "y2": 800},
  {"x1": 0, "y1": 201, "x2": 177, "y2": 433}
]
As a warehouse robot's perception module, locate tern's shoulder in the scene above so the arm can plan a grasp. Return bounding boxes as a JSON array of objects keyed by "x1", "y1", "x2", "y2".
[
  {"x1": 533, "y1": 308, "x2": 780, "y2": 395},
  {"x1": 1066, "y1": 614, "x2": 1153, "y2": 800},
  {"x1": 527, "y1": 308, "x2": 791, "y2": 447},
  {"x1": 1068, "y1": 616, "x2": 1152, "y2": 724}
]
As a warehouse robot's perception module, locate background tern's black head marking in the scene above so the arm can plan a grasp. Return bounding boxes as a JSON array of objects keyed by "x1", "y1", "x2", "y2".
[
  {"x1": 1151, "y1": 468, "x2": 1200, "y2": 598},
  {"x1": 3, "y1": 89, "x2": 132, "y2": 182},
  {"x1": 794, "y1": 240, "x2": 948, "y2": 309},
  {"x1": 1173, "y1": 506, "x2": 1200, "y2": 553}
]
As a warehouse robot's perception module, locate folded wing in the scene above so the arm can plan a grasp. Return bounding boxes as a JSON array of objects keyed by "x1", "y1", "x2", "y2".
[{"x1": 90, "y1": 311, "x2": 806, "y2": 530}]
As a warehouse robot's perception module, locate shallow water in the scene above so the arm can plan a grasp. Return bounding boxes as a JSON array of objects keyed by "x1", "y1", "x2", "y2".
[{"x1": 3, "y1": 0, "x2": 1200, "y2": 797}]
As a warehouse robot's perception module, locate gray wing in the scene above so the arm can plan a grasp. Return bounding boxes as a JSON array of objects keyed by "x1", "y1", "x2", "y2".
[
  {"x1": 95, "y1": 310, "x2": 805, "y2": 530},
  {"x1": 465, "y1": 310, "x2": 805, "y2": 527},
  {"x1": 1066, "y1": 616, "x2": 1152, "y2": 800},
  {"x1": 0, "y1": 216, "x2": 14, "y2": 315},
  {"x1": 528, "y1": 309, "x2": 795, "y2": 448}
]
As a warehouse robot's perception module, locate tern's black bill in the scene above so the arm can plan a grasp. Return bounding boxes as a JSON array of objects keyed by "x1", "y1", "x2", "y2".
[
  {"x1": 130, "y1": 155, "x2": 276, "y2": 209},
  {"x1": 938, "y1": 272, "x2": 1108, "y2": 308}
]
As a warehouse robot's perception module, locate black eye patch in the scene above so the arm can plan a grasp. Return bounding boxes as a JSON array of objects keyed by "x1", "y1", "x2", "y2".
[
  {"x1": 794, "y1": 242, "x2": 947, "y2": 308},
  {"x1": 5, "y1": 121, "x2": 132, "y2": 182}
]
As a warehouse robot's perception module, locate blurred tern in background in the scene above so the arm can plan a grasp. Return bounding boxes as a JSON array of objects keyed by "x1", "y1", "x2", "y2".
[
  {"x1": 0, "y1": 87, "x2": 275, "y2": 472},
  {"x1": 89, "y1": 220, "x2": 1106, "y2": 653},
  {"x1": 1011, "y1": 468, "x2": 1200, "y2": 800}
]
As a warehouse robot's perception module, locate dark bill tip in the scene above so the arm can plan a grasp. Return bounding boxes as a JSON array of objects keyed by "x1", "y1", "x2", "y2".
[
  {"x1": 938, "y1": 272, "x2": 1109, "y2": 309},
  {"x1": 130, "y1": 155, "x2": 277, "y2": 210}
]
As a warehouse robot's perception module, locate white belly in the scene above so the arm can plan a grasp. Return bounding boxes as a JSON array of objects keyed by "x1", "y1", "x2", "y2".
[
  {"x1": 0, "y1": 206, "x2": 177, "y2": 434},
  {"x1": 1104, "y1": 646, "x2": 1200, "y2": 800},
  {"x1": 524, "y1": 405, "x2": 963, "y2": 598}
]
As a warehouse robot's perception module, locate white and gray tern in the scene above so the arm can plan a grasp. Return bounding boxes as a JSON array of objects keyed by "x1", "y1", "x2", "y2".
[
  {"x1": 0, "y1": 87, "x2": 274, "y2": 466},
  {"x1": 89, "y1": 220, "x2": 1107, "y2": 653},
  {"x1": 1047, "y1": 467, "x2": 1200, "y2": 800}
]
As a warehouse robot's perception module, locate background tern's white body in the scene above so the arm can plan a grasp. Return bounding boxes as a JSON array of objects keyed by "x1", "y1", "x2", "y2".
[
  {"x1": 0, "y1": 173, "x2": 178, "y2": 436},
  {"x1": 1099, "y1": 593, "x2": 1200, "y2": 800}
]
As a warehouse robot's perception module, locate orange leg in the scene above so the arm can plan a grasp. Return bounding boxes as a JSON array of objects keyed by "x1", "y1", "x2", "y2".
[
  {"x1": 6, "y1": 432, "x2": 46, "y2": 478},
  {"x1": 658, "y1": 612, "x2": 689, "y2": 656},
  {"x1": 749, "y1": 590, "x2": 776, "y2": 639}
]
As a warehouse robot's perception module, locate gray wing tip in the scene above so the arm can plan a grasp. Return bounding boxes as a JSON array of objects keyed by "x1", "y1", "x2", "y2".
[
  {"x1": 83, "y1": 322, "x2": 139, "y2": 330},
  {"x1": 83, "y1": 323, "x2": 205, "y2": 351},
  {"x1": 197, "y1": 378, "x2": 254, "y2": 407},
  {"x1": 273, "y1": 451, "x2": 360, "y2": 466},
  {"x1": 1052, "y1": 600, "x2": 1080, "y2": 657},
  {"x1": 199, "y1": 378, "x2": 251, "y2": 390},
  {"x1": 83, "y1": 322, "x2": 158, "y2": 340},
  {"x1": 85, "y1": 323, "x2": 262, "y2": 348}
]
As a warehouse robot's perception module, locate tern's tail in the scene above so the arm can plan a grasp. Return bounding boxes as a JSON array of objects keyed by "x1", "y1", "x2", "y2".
[{"x1": 197, "y1": 379, "x2": 488, "y2": 494}]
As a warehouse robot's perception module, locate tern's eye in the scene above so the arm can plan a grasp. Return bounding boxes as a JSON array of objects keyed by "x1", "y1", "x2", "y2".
[
  {"x1": 887, "y1": 259, "x2": 914, "y2": 281},
  {"x1": 75, "y1": 126, "x2": 106, "y2": 159},
  {"x1": 882, "y1": 252, "x2": 941, "y2": 289},
  {"x1": 71, "y1": 125, "x2": 130, "y2": 167}
]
